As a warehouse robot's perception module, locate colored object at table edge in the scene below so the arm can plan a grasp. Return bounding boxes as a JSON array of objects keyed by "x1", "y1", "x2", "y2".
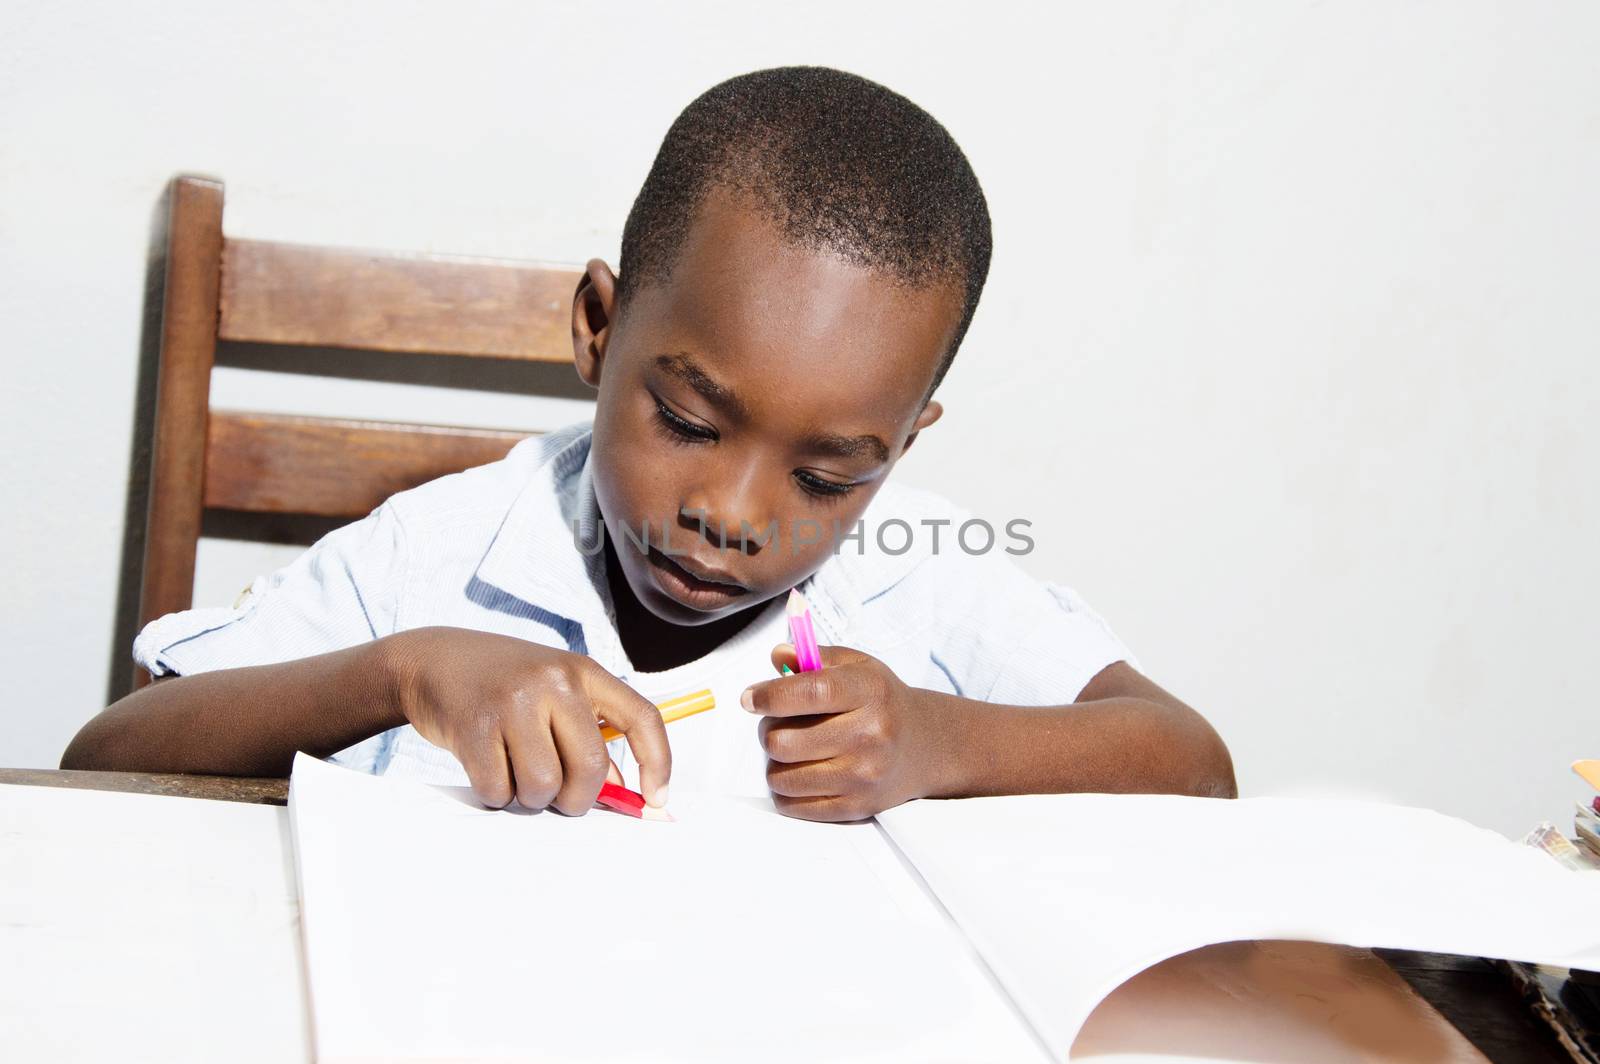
[{"x1": 1573, "y1": 760, "x2": 1600, "y2": 792}]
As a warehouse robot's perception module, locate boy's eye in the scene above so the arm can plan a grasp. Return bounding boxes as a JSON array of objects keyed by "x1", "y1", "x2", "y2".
[
  {"x1": 652, "y1": 394, "x2": 854, "y2": 498},
  {"x1": 653, "y1": 397, "x2": 717, "y2": 442},
  {"x1": 794, "y1": 470, "x2": 856, "y2": 498}
]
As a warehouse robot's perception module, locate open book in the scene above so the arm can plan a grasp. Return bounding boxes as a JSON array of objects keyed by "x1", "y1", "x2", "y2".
[{"x1": 288, "y1": 754, "x2": 1600, "y2": 1063}]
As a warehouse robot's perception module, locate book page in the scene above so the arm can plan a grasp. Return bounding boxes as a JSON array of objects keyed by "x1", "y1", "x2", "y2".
[
  {"x1": 288, "y1": 754, "x2": 1046, "y2": 1063},
  {"x1": 877, "y1": 792, "x2": 1600, "y2": 1060}
]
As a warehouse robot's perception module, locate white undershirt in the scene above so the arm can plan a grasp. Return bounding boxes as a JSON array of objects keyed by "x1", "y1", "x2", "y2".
[{"x1": 609, "y1": 597, "x2": 790, "y2": 800}]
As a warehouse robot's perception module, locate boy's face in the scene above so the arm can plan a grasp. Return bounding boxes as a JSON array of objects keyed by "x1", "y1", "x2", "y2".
[{"x1": 573, "y1": 187, "x2": 962, "y2": 627}]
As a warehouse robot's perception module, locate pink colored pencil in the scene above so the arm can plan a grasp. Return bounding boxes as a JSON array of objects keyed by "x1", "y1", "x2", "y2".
[{"x1": 786, "y1": 589, "x2": 823, "y2": 672}]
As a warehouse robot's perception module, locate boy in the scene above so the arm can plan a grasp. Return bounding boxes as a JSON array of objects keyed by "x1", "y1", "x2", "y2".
[{"x1": 63, "y1": 67, "x2": 1235, "y2": 820}]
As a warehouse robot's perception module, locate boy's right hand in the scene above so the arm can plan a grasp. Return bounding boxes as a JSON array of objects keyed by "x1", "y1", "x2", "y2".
[{"x1": 379, "y1": 627, "x2": 671, "y2": 815}]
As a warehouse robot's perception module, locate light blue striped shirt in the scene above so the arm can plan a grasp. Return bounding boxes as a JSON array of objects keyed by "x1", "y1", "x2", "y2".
[{"x1": 134, "y1": 422, "x2": 1135, "y2": 787}]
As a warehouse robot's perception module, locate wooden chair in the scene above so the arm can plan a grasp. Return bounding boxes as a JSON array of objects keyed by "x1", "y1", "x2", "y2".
[{"x1": 135, "y1": 175, "x2": 583, "y2": 686}]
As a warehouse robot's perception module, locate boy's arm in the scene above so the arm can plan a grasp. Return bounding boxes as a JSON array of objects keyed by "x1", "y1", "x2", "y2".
[
  {"x1": 62, "y1": 628, "x2": 674, "y2": 814},
  {"x1": 930, "y1": 661, "x2": 1236, "y2": 800},
  {"x1": 61, "y1": 639, "x2": 404, "y2": 778},
  {"x1": 744, "y1": 647, "x2": 1235, "y2": 823}
]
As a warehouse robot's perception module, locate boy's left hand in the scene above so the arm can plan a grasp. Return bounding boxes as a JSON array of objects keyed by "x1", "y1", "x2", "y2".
[{"x1": 741, "y1": 645, "x2": 955, "y2": 822}]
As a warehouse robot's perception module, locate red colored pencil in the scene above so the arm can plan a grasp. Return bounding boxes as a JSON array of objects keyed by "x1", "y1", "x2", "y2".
[{"x1": 596, "y1": 780, "x2": 672, "y2": 821}]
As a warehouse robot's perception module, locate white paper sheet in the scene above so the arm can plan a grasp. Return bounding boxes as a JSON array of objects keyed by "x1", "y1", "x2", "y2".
[
  {"x1": 0, "y1": 783, "x2": 310, "y2": 1063},
  {"x1": 877, "y1": 793, "x2": 1600, "y2": 1061},
  {"x1": 287, "y1": 754, "x2": 1045, "y2": 1063}
]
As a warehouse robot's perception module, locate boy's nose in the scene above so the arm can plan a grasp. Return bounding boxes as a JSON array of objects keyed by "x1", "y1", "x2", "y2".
[{"x1": 680, "y1": 484, "x2": 774, "y2": 556}]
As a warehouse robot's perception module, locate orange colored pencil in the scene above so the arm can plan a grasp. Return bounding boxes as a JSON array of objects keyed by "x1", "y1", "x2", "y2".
[{"x1": 598, "y1": 689, "x2": 715, "y2": 743}]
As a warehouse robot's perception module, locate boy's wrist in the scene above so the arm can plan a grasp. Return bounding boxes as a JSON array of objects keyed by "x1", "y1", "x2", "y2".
[
  {"x1": 362, "y1": 630, "x2": 424, "y2": 732},
  {"x1": 915, "y1": 691, "x2": 989, "y2": 800}
]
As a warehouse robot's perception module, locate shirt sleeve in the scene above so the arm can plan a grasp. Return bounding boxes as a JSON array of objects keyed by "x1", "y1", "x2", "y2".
[
  {"x1": 918, "y1": 549, "x2": 1139, "y2": 707},
  {"x1": 134, "y1": 502, "x2": 409, "y2": 677},
  {"x1": 982, "y1": 578, "x2": 1139, "y2": 706},
  {"x1": 131, "y1": 503, "x2": 410, "y2": 770}
]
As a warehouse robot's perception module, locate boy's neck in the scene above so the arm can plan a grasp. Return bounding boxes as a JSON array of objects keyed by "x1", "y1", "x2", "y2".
[{"x1": 602, "y1": 541, "x2": 762, "y2": 672}]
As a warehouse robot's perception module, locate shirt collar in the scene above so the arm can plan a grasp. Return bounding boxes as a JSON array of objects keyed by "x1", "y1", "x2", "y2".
[
  {"x1": 473, "y1": 429, "x2": 627, "y2": 673},
  {"x1": 801, "y1": 482, "x2": 936, "y2": 644},
  {"x1": 472, "y1": 423, "x2": 932, "y2": 663}
]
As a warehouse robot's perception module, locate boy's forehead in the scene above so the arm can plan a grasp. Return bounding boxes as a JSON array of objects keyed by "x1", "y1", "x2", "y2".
[{"x1": 621, "y1": 188, "x2": 961, "y2": 419}]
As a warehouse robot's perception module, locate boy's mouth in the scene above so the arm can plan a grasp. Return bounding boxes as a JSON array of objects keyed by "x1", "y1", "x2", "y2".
[{"x1": 644, "y1": 545, "x2": 751, "y2": 611}]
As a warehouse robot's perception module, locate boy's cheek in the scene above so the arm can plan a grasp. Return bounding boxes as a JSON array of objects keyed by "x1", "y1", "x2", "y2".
[{"x1": 591, "y1": 450, "x2": 672, "y2": 535}]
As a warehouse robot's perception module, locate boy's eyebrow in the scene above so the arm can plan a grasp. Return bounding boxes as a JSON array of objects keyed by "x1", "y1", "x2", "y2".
[
  {"x1": 806, "y1": 431, "x2": 890, "y2": 464},
  {"x1": 654, "y1": 354, "x2": 748, "y2": 419},
  {"x1": 654, "y1": 352, "x2": 889, "y2": 463}
]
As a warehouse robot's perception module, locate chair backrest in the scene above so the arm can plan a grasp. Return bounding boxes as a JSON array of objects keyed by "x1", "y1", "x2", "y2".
[{"x1": 136, "y1": 176, "x2": 582, "y2": 683}]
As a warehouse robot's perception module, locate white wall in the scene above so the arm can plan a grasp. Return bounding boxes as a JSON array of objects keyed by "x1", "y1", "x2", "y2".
[{"x1": 2, "y1": 1, "x2": 1595, "y2": 837}]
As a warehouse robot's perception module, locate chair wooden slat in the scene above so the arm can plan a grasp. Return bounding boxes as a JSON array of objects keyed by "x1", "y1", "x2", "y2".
[
  {"x1": 203, "y1": 411, "x2": 531, "y2": 518},
  {"x1": 218, "y1": 238, "x2": 581, "y2": 362}
]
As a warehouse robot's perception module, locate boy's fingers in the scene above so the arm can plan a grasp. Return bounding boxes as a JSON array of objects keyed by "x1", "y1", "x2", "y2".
[
  {"x1": 743, "y1": 652, "x2": 872, "y2": 718},
  {"x1": 548, "y1": 703, "x2": 610, "y2": 815},
  {"x1": 743, "y1": 672, "x2": 845, "y2": 718},
  {"x1": 769, "y1": 793, "x2": 872, "y2": 824},
  {"x1": 758, "y1": 712, "x2": 856, "y2": 764},
  {"x1": 815, "y1": 645, "x2": 867, "y2": 668},
  {"x1": 501, "y1": 711, "x2": 564, "y2": 811},
  {"x1": 770, "y1": 643, "x2": 799, "y2": 673},
  {"x1": 606, "y1": 759, "x2": 625, "y2": 786},
  {"x1": 585, "y1": 671, "x2": 672, "y2": 807},
  {"x1": 765, "y1": 757, "x2": 850, "y2": 798},
  {"x1": 458, "y1": 732, "x2": 515, "y2": 810},
  {"x1": 767, "y1": 642, "x2": 866, "y2": 676}
]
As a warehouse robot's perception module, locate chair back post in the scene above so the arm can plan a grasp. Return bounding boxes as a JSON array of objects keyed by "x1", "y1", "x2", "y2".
[{"x1": 135, "y1": 176, "x2": 223, "y2": 686}]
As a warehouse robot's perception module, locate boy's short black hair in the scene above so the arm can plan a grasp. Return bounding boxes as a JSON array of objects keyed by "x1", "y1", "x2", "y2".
[{"x1": 618, "y1": 66, "x2": 992, "y2": 393}]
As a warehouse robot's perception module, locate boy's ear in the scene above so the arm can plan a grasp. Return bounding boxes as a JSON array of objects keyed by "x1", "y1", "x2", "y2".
[
  {"x1": 572, "y1": 259, "x2": 620, "y2": 388},
  {"x1": 900, "y1": 399, "x2": 944, "y2": 455}
]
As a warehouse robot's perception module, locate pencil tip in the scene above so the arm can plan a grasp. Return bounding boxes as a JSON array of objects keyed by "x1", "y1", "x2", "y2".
[{"x1": 786, "y1": 588, "x2": 809, "y2": 615}]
